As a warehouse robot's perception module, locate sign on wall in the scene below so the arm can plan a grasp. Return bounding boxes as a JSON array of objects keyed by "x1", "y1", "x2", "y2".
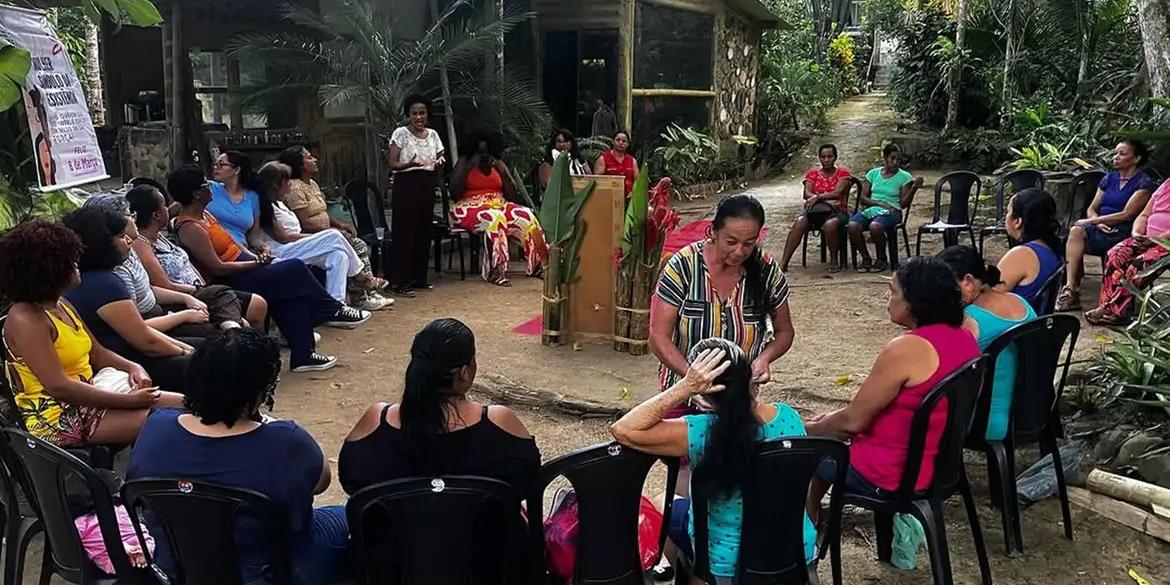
[{"x1": 0, "y1": 5, "x2": 108, "y2": 192}]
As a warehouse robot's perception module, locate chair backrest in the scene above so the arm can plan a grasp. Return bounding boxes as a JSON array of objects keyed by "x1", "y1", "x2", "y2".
[
  {"x1": 347, "y1": 475, "x2": 529, "y2": 585},
  {"x1": 121, "y1": 478, "x2": 293, "y2": 585},
  {"x1": 975, "y1": 315, "x2": 1080, "y2": 445},
  {"x1": 0, "y1": 315, "x2": 25, "y2": 429},
  {"x1": 1066, "y1": 170, "x2": 1106, "y2": 230},
  {"x1": 931, "y1": 171, "x2": 981, "y2": 225},
  {"x1": 436, "y1": 177, "x2": 454, "y2": 228},
  {"x1": 691, "y1": 437, "x2": 849, "y2": 585},
  {"x1": 892, "y1": 357, "x2": 986, "y2": 503},
  {"x1": 531, "y1": 442, "x2": 679, "y2": 585},
  {"x1": 991, "y1": 169, "x2": 1046, "y2": 221},
  {"x1": 0, "y1": 427, "x2": 141, "y2": 582},
  {"x1": 1030, "y1": 265, "x2": 1067, "y2": 316},
  {"x1": 344, "y1": 179, "x2": 385, "y2": 237}
]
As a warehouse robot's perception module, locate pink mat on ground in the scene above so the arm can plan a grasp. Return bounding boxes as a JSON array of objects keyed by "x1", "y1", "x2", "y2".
[{"x1": 511, "y1": 219, "x2": 767, "y2": 336}]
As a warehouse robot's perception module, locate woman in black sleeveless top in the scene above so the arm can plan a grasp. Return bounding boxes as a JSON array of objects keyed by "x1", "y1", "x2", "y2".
[{"x1": 338, "y1": 318, "x2": 540, "y2": 496}]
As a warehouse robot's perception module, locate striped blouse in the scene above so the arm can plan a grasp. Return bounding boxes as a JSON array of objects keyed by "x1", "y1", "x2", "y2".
[{"x1": 656, "y1": 240, "x2": 791, "y2": 390}]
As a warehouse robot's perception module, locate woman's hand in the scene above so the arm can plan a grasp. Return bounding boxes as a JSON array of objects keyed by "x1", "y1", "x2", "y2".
[
  {"x1": 1133, "y1": 233, "x2": 1151, "y2": 245},
  {"x1": 127, "y1": 386, "x2": 162, "y2": 408},
  {"x1": 127, "y1": 364, "x2": 151, "y2": 390},
  {"x1": 681, "y1": 348, "x2": 731, "y2": 396},
  {"x1": 180, "y1": 309, "x2": 210, "y2": 324},
  {"x1": 182, "y1": 294, "x2": 208, "y2": 313},
  {"x1": 750, "y1": 358, "x2": 772, "y2": 385},
  {"x1": 1098, "y1": 223, "x2": 1118, "y2": 234}
]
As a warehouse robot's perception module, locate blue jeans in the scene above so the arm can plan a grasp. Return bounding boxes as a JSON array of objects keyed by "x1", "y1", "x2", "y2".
[
  {"x1": 849, "y1": 209, "x2": 903, "y2": 231},
  {"x1": 226, "y1": 259, "x2": 341, "y2": 368},
  {"x1": 815, "y1": 459, "x2": 888, "y2": 499},
  {"x1": 259, "y1": 505, "x2": 349, "y2": 585}
]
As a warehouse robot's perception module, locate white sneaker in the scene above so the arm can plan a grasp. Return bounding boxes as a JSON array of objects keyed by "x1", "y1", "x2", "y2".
[
  {"x1": 358, "y1": 292, "x2": 394, "y2": 311},
  {"x1": 291, "y1": 352, "x2": 337, "y2": 372}
]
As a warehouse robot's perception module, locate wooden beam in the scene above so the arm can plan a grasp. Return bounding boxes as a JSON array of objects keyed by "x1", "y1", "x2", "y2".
[
  {"x1": 631, "y1": 88, "x2": 717, "y2": 97},
  {"x1": 169, "y1": 0, "x2": 184, "y2": 165},
  {"x1": 620, "y1": 0, "x2": 633, "y2": 132},
  {"x1": 1068, "y1": 486, "x2": 1170, "y2": 544},
  {"x1": 638, "y1": 0, "x2": 718, "y2": 14}
]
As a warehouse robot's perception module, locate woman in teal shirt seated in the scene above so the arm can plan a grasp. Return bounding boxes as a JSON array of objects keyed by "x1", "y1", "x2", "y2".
[
  {"x1": 611, "y1": 338, "x2": 816, "y2": 584},
  {"x1": 848, "y1": 143, "x2": 923, "y2": 272},
  {"x1": 938, "y1": 245, "x2": 1036, "y2": 440}
]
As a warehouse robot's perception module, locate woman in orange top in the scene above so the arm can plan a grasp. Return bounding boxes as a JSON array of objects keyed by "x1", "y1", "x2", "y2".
[
  {"x1": 593, "y1": 130, "x2": 638, "y2": 198},
  {"x1": 449, "y1": 131, "x2": 548, "y2": 286}
]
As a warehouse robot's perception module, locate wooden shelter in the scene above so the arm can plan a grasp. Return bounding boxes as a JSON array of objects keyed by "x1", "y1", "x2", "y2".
[{"x1": 534, "y1": 0, "x2": 780, "y2": 147}]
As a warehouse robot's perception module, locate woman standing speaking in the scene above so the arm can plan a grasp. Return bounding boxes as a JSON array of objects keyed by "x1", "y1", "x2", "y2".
[{"x1": 387, "y1": 95, "x2": 446, "y2": 297}]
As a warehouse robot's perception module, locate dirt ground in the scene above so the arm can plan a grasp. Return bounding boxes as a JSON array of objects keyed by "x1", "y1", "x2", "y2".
[{"x1": 31, "y1": 94, "x2": 1159, "y2": 583}]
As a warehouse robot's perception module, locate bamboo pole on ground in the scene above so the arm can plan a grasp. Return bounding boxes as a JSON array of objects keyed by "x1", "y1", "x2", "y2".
[
  {"x1": 613, "y1": 273, "x2": 632, "y2": 352},
  {"x1": 627, "y1": 261, "x2": 653, "y2": 355},
  {"x1": 1086, "y1": 469, "x2": 1170, "y2": 518},
  {"x1": 542, "y1": 247, "x2": 564, "y2": 346}
]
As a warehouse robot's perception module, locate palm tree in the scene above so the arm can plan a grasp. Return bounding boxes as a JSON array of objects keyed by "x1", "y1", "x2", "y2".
[
  {"x1": 1136, "y1": 0, "x2": 1170, "y2": 97},
  {"x1": 228, "y1": 0, "x2": 550, "y2": 150}
]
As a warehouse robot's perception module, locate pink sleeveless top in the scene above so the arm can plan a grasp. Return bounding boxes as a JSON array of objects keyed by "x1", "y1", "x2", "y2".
[{"x1": 851, "y1": 324, "x2": 980, "y2": 492}]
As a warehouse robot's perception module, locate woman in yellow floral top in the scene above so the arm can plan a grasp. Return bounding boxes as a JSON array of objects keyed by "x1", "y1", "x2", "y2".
[
  {"x1": 0, "y1": 221, "x2": 184, "y2": 445},
  {"x1": 650, "y1": 194, "x2": 795, "y2": 419}
]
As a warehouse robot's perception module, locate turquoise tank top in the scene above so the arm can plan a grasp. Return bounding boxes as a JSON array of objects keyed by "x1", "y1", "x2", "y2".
[{"x1": 966, "y1": 295, "x2": 1037, "y2": 441}]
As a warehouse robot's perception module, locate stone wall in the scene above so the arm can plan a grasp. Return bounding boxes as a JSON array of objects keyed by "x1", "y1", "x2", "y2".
[
  {"x1": 118, "y1": 125, "x2": 171, "y2": 183},
  {"x1": 715, "y1": 11, "x2": 761, "y2": 140}
]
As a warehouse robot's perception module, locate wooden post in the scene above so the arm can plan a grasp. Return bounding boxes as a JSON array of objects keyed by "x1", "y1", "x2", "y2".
[
  {"x1": 169, "y1": 0, "x2": 184, "y2": 166},
  {"x1": 428, "y1": 0, "x2": 459, "y2": 158}
]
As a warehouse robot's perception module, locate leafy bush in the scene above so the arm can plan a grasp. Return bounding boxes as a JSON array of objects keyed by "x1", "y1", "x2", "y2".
[
  {"x1": 827, "y1": 34, "x2": 859, "y2": 91},
  {"x1": 649, "y1": 124, "x2": 731, "y2": 188}
]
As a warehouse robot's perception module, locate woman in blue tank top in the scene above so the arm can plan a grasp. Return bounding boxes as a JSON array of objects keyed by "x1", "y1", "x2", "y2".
[
  {"x1": 997, "y1": 188, "x2": 1065, "y2": 310},
  {"x1": 939, "y1": 245, "x2": 1037, "y2": 441}
]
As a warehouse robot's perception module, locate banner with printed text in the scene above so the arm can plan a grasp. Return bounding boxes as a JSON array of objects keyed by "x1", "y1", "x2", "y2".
[{"x1": 0, "y1": 5, "x2": 108, "y2": 192}]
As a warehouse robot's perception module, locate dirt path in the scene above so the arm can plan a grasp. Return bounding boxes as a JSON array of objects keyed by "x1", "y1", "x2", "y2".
[{"x1": 81, "y1": 93, "x2": 1162, "y2": 585}]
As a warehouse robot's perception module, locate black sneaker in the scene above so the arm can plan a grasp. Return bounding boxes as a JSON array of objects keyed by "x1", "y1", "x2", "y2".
[
  {"x1": 291, "y1": 353, "x2": 337, "y2": 372},
  {"x1": 325, "y1": 306, "x2": 371, "y2": 329}
]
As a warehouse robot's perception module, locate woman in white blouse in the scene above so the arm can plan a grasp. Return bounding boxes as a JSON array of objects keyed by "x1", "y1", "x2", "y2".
[
  {"x1": 386, "y1": 95, "x2": 445, "y2": 297},
  {"x1": 255, "y1": 161, "x2": 385, "y2": 308}
]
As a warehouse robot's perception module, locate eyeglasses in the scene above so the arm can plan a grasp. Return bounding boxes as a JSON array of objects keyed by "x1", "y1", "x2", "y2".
[
  {"x1": 213, "y1": 162, "x2": 236, "y2": 169},
  {"x1": 126, "y1": 211, "x2": 137, "y2": 220}
]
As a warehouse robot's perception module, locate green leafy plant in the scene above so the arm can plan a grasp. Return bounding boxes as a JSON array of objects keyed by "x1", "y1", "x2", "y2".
[
  {"x1": 1088, "y1": 245, "x2": 1170, "y2": 416},
  {"x1": 538, "y1": 155, "x2": 595, "y2": 287},
  {"x1": 650, "y1": 124, "x2": 722, "y2": 188},
  {"x1": 1003, "y1": 140, "x2": 1081, "y2": 171},
  {"x1": 827, "y1": 33, "x2": 858, "y2": 90}
]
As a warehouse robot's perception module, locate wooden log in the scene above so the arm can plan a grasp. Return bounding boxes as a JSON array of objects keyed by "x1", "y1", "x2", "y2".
[
  {"x1": 1086, "y1": 469, "x2": 1170, "y2": 519},
  {"x1": 542, "y1": 247, "x2": 564, "y2": 346},
  {"x1": 627, "y1": 261, "x2": 654, "y2": 356},
  {"x1": 613, "y1": 270, "x2": 632, "y2": 352},
  {"x1": 1067, "y1": 486, "x2": 1170, "y2": 544}
]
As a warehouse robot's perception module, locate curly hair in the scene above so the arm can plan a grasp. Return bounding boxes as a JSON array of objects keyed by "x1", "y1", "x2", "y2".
[
  {"x1": 402, "y1": 94, "x2": 431, "y2": 117},
  {"x1": 61, "y1": 206, "x2": 129, "y2": 271},
  {"x1": 0, "y1": 220, "x2": 82, "y2": 303},
  {"x1": 459, "y1": 129, "x2": 505, "y2": 159},
  {"x1": 185, "y1": 328, "x2": 280, "y2": 427},
  {"x1": 896, "y1": 256, "x2": 965, "y2": 327},
  {"x1": 167, "y1": 165, "x2": 207, "y2": 206}
]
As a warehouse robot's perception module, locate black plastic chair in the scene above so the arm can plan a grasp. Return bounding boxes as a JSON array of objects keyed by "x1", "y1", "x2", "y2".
[
  {"x1": 347, "y1": 475, "x2": 529, "y2": 585},
  {"x1": 843, "y1": 357, "x2": 991, "y2": 585},
  {"x1": 979, "y1": 170, "x2": 1045, "y2": 257},
  {"x1": 121, "y1": 478, "x2": 294, "y2": 585},
  {"x1": 344, "y1": 179, "x2": 394, "y2": 279},
  {"x1": 529, "y1": 442, "x2": 679, "y2": 585},
  {"x1": 800, "y1": 178, "x2": 858, "y2": 269},
  {"x1": 916, "y1": 171, "x2": 981, "y2": 255},
  {"x1": 431, "y1": 178, "x2": 477, "y2": 280},
  {"x1": 1063, "y1": 169, "x2": 1106, "y2": 234},
  {"x1": 965, "y1": 315, "x2": 1080, "y2": 555},
  {"x1": 0, "y1": 427, "x2": 150, "y2": 584},
  {"x1": 1030, "y1": 265, "x2": 1067, "y2": 316},
  {"x1": 689, "y1": 437, "x2": 848, "y2": 585},
  {"x1": 0, "y1": 429, "x2": 43, "y2": 585}
]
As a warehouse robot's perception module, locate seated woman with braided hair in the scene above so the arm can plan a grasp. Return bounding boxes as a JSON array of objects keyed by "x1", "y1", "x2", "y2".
[{"x1": 128, "y1": 328, "x2": 348, "y2": 584}]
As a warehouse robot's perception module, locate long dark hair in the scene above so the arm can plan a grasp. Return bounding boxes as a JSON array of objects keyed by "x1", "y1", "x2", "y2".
[
  {"x1": 544, "y1": 129, "x2": 581, "y2": 164},
  {"x1": 896, "y1": 257, "x2": 965, "y2": 327},
  {"x1": 937, "y1": 244, "x2": 1002, "y2": 287},
  {"x1": 1010, "y1": 188, "x2": 1065, "y2": 257},
  {"x1": 688, "y1": 338, "x2": 758, "y2": 499},
  {"x1": 277, "y1": 146, "x2": 309, "y2": 181},
  {"x1": 224, "y1": 150, "x2": 263, "y2": 195},
  {"x1": 399, "y1": 318, "x2": 477, "y2": 465},
  {"x1": 712, "y1": 194, "x2": 767, "y2": 324},
  {"x1": 62, "y1": 206, "x2": 129, "y2": 271},
  {"x1": 257, "y1": 161, "x2": 292, "y2": 231}
]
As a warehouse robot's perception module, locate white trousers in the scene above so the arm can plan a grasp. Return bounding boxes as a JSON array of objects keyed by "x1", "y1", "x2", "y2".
[{"x1": 271, "y1": 229, "x2": 363, "y2": 302}]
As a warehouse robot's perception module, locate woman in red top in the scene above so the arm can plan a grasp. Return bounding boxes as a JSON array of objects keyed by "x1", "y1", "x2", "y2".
[
  {"x1": 450, "y1": 131, "x2": 548, "y2": 287},
  {"x1": 779, "y1": 144, "x2": 853, "y2": 272},
  {"x1": 593, "y1": 130, "x2": 639, "y2": 198}
]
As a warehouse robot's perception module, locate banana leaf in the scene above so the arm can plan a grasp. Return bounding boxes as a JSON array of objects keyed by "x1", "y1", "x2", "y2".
[
  {"x1": 619, "y1": 165, "x2": 649, "y2": 274},
  {"x1": 508, "y1": 165, "x2": 537, "y2": 212},
  {"x1": 565, "y1": 221, "x2": 586, "y2": 285},
  {"x1": 538, "y1": 155, "x2": 593, "y2": 246}
]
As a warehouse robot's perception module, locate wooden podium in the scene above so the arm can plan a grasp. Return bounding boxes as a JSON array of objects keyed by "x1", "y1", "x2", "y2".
[{"x1": 567, "y1": 175, "x2": 625, "y2": 341}]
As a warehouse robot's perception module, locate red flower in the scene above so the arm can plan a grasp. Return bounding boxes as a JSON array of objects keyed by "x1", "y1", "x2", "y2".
[{"x1": 613, "y1": 247, "x2": 623, "y2": 267}]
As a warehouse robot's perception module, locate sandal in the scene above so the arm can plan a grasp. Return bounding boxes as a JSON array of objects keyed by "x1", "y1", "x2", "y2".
[
  {"x1": 871, "y1": 259, "x2": 889, "y2": 273},
  {"x1": 489, "y1": 274, "x2": 512, "y2": 287},
  {"x1": 390, "y1": 285, "x2": 415, "y2": 298},
  {"x1": 856, "y1": 259, "x2": 873, "y2": 273},
  {"x1": 1085, "y1": 307, "x2": 1128, "y2": 326},
  {"x1": 1054, "y1": 286, "x2": 1081, "y2": 312}
]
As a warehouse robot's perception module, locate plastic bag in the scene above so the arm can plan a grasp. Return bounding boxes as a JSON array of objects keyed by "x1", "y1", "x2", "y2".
[
  {"x1": 1016, "y1": 440, "x2": 1091, "y2": 507},
  {"x1": 543, "y1": 490, "x2": 664, "y2": 582},
  {"x1": 890, "y1": 513, "x2": 925, "y2": 570},
  {"x1": 74, "y1": 503, "x2": 155, "y2": 575}
]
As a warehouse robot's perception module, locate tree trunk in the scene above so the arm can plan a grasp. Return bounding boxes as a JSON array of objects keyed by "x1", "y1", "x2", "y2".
[
  {"x1": 82, "y1": 19, "x2": 105, "y2": 126},
  {"x1": 1136, "y1": 0, "x2": 1170, "y2": 98},
  {"x1": 428, "y1": 0, "x2": 459, "y2": 156},
  {"x1": 943, "y1": 0, "x2": 968, "y2": 134},
  {"x1": 1000, "y1": 3, "x2": 1015, "y2": 127}
]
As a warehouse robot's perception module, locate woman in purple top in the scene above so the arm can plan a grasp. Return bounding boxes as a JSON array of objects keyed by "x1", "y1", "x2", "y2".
[
  {"x1": 1057, "y1": 139, "x2": 1155, "y2": 311},
  {"x1": 996, "y1": 188, "x2": 1065, "y2": 307}
]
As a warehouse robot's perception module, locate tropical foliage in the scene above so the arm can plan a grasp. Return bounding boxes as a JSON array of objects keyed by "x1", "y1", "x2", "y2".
[{"x1": 228, "y1": 0, "x2": 549, "y2": 148}]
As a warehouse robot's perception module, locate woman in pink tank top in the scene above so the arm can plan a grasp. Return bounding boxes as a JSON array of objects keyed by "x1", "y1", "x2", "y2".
[{"x1": 805, "y1": 257, "x2": 980, "y2": 517}]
